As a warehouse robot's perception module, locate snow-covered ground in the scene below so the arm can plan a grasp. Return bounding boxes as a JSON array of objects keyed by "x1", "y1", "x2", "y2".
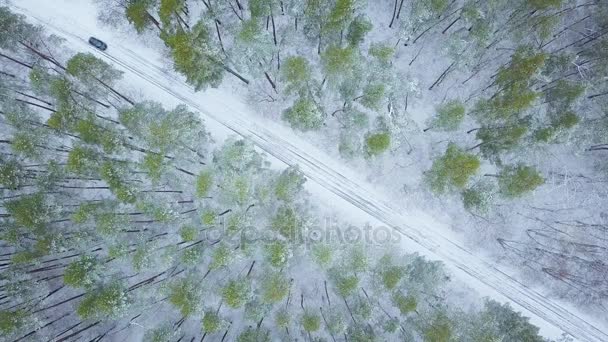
[{"x1": 9, "y1": 0, "x2": 608, "y2": 340}]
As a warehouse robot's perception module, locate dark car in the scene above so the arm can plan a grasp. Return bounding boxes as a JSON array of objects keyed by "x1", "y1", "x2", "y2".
[{"x1": 88, "y1": 37, "x2": 107, "y2": 51}]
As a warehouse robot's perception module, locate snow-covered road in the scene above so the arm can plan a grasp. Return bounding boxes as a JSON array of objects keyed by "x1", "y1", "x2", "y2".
[{"x1": 9, "y1": 1, "x2": 608, "y2": 341}]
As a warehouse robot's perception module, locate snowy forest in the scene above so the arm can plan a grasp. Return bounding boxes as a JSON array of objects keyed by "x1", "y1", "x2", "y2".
[{"x1": 1, "y1": 0, "x2": 607, "y2": 341}]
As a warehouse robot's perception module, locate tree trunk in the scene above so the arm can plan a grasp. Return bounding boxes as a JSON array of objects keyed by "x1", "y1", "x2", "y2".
[
  {"x1": 219, "y1": 64, "x2": 250, "y2": 85},
  {"x1": 271, "y1": 13, "x2": 277, "y2": 45},
  {"x1": 0, "y1": 52, "x2": 33, "y2": 69},
  {"x1": 389, "y1": 0, "x2": 398, "y2": 28}
]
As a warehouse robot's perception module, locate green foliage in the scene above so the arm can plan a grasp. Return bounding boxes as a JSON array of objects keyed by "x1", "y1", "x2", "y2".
[
  {"x1": 96, "y1": 212, "x2": 125, "y2": 237},
  {"x1": 353, "y1": 298, "x2": 372, "y2": 320},
  {"x1": 0, "y1": 310, "x2": 25, "y2": 335},
  {"x1": 534, "y1": 110, "x2": 579, "y2": 143},
  {"x1": 238, "y1": 19, "x2": 261, "y2": 43},
  {"x1": 168, "y1": 278, "x2": 200, "y2": 316},
  {"x1": 496, "y1": 48, "x2": 547, "y2": 88},
  {"x1": 47, "y1": 105, "x2": 76, "y2": 131},
  {"x1": 339, "y1": 133, "x2": 361, "y2": 159},
  {"x1": 429, "y1": 0, "x2": 450, "y2": 13},
  {"x1": 0, "y1": 159, "x2": 23, "y2": 190},
  {"x1": 347, "y1": 326, "x2": 376, "y2": 341},
  {"x1": 201, "y1": 210, "x2": 217, "y2": 226},
  {"x1": 534, "y1": 127, "x2": 556, "y2": 143},
  {"x1": 120, "y1": 102, "x2": 206, "y2": 153},
  {"x1": 431, "y1": 100, "x2": 465, "y2": 131},
  {"x1": 392, "y1": 293, "x2": 417, "y2": 315},
  {"x1": 300, "y1": 311, "x2": 321, "y2": 333},
  {"x1": 480, "y1": 300, "x2": 544, "y2": 342},
  {"x1": 476, "y1": 123, "x2": 528, "y2": 159},
  {"x1": 347, "y1": 245, "x2": 368, "y2": 273},
  {"x1": 346, "y1": 15, "x2": 372, "y2": 46},
  {"x1": 11, "y1": 132, "x2": 39, "y2": 158},
  {"x1": 222, "y1": 278, "x2": 250, "y2": 308},
  {"x1": 364, "y1": 132, "x2": 390, "y2": 156},
  {"x1": 108, "y1": 243, "x2": 129, "y2": 259},
  {"x1": 271, "y1": 205, "x2": 304, "y2": 240},
  {"x1": 159, "y1": 0, "x2": 184, "y2": 27},
  {"x1": 333, "y1": 273, "x2": 359, "y2": 297},
  {"x1": 475, "y1": 48, "x2": 545, "y2": 124},
  {"x1": 498, "y1": 165, "x2": 544, "y2": 198},
  {"x1": 275, "y1": 309, "x2": 290, "y2": 328},
  {"x1": 381, "y1": 266, "x2": 405, "y2": 290},
  {"x1": 222, "y1": 174, "x2": 251, "y2": 205},
  {"x1": 181, "y1": 245, "x2": 204, "y2": 265},
  {"x1": 461, "y1": 183, "x2": 492, "y2": 213},
  {"x1": 265, "y1": 241, "x2": 289, "y2": 267},
  {"x1": 77, "y1": 283, "x2": 129, "y2": 319},
  {"x1": 261, "y1": 272, "x2": 290, "y2": 303},
  {"x1": 553, "y1": 111, "x2": 579, "y2": 129},
  {"x1": 0, "y1": 7, "x2": 39, "y2": 50},
  {"x1": 281, "y1": 56, "x2": 312, "y2": 94},
  {"x1": 282, "y1": 97, "x2": 324, "y2": 131},
  {"x1": 162, "y1": 21, "x2": 224, "y2": 90},
  {"x1": 546, "y1": 80, "x2": 584, "y2": 106},
  {"x1": 237, "y1": 327, "x2": 271, "y2": 342},
  {"x1": 311, "y1": 244, "x2": 333, "y2": 267},
  {"x1": 474, "y1": 85, "x2": 539, "y2": 123},
  {"x1": 249, "y1": 0, "x2": 272, "y2": 18},
  {"x1": 325, "y1": 0, "x2": 355, "y2": 34},
  {"x1": 76, "y1": 119, "x2": 119, "y2": 153},
  {"x1": 342, "y1": 108, "x2": 369, "y2": 130},
  {"x1": 423, "y1": 313, "x2": 452, "y2": 342},
  {"x1": 244, "y1": 299, "x2": 269, "y2": 324},
  {"x1": 142, "y1": 152, "x2": 164, "y2": 183},
  {"x1": 528, "y1": 0, "x2": 563, "y2": 10},
  {"x1": 202, "y1": 310, "x2": 222, "y2": 333},
  {"x1": 274, "y1": 166, "x2": 306, "y2": 202},
  {"x1": 179, "y1": 225, "x2": 198, "y2": 241},
  {"x1": 132, "y1": 244, "x2": 153, "y2": 271},
  {"x1": 368, "y1": 43, "x2": 395, "y2": 65},
  {"x1": 532, "y1": 15, "x2": 558, "y2": 40},
  {"x1": 67, "y1": 146, "x2": 97, "y2": 175},
  {"x1": 144, "y1": 326, "x2": 173, "y2": 342},
  {"x1": 213, "y1": 138, "x2": 262, "y2": 172},
  {"x1": 360, "y1": 84, "x2": 385, "y2": 110},
  {"x1": 209, "y1": 243, "x2": 232, "y2": 270},
  {"x1": 64, "y1": 255, "x2": 98, "y2": 289},
  {"x1": 125, "y1": 0, "x2": 157, "y2": 33},
  {"x1": 322, "y1": 46, "x2": 356, "y2": 80},
  {"x1": 426, "y1": 143, "x2": 480, "y2": 193},
  {"x1": 5, "y1": 193, "x2": 49, "y2": 230},
  {"x1": 324, "y1": 310, "x2": 347, "y2": 335},
  {"x1": 196, "y1": 170, "x2": 214, "y2": 198},
  {"x1": 101, "y1": 161, "x2": 136, "y2": 203},
  {"x1": 66, "y1": 53, "x2": 123, "y2": 86},
  {"x1": 11, "y1": 250, "x2": 39, "y2": 264}
]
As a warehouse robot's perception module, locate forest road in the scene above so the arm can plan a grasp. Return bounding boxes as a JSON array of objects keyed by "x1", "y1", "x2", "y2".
[{"x1": 11, "y1": 4, "x2": 608, "y2": 342}]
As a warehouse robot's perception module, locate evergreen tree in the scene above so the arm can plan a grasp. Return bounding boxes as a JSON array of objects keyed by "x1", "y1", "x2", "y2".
[
  {"x1": 427, "y1": 100, "x2": 465, "y2": 131},
  {"x1": 77, "y1": 283, "x2": 129, "y2": 319},
  {"x1": 282, "y1": 97, "x2": 324, "y2": 131},
  {"x1": 168, "y1": 277, "x2": 201, "y2": 316},
  {"x1": 426, "y1": 143, "x2": 480, "y2": 193},
  {"x1": 281, "y1": 56, "x2": 312, "y2": 95},
  {"x1": 162, "y1": 21, "x2": 225, "y2": 90},
  {"x1": 364, "y1": 131, "x2": 391, "y2": 156},
  {"x1": 346, "y1": 15, "x2": 372, "y2": 46},
  {"x1": 497, "y1": 165, "x2": 544, "y2": 198},
  {"x1": 125, "y1": 0, "x2": 160, "y2": 33}
]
